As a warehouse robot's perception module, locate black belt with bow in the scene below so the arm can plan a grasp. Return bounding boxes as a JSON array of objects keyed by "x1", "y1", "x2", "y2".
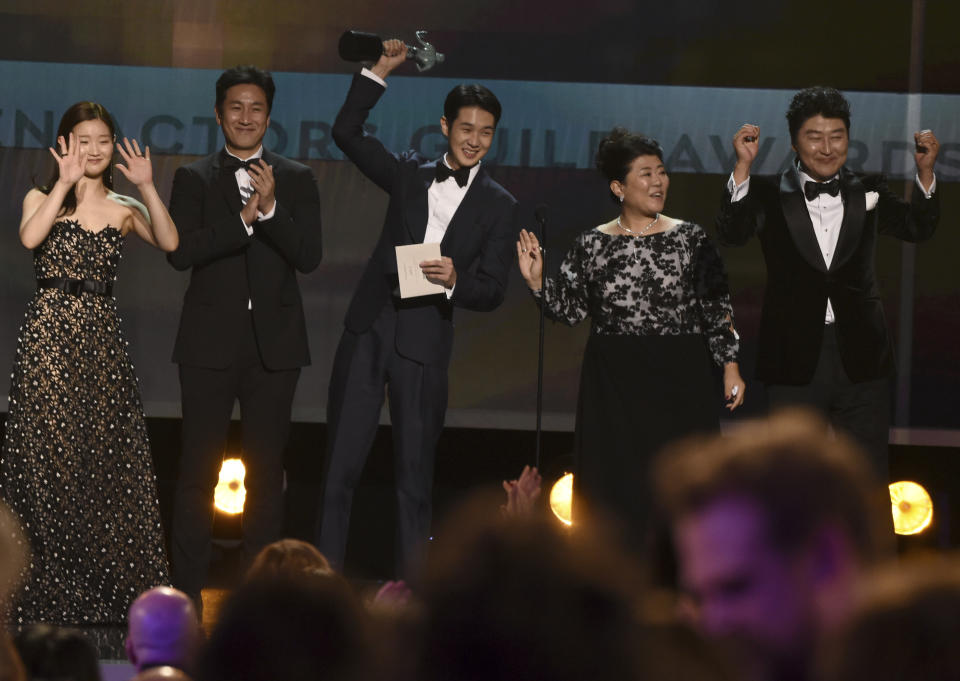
[{"x1": 38, "y1": 277, "x2": 113, "y2": 297}]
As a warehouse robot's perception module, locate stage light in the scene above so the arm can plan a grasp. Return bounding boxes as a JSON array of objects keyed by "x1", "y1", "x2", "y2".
[
  {"x1": 889, "y1": 480, "x2": 933, "y2": 536},
  {"x1": 549, "y1": 473, "x2": 573, "y2": 526},
  {"x1": 214, "y1": 458, "x2": 246, "y2": 515}
]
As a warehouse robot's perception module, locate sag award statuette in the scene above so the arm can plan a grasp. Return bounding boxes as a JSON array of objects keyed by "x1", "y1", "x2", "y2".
[{"x1": 338, "y1": 30, "x2": 446, "y2": 72}]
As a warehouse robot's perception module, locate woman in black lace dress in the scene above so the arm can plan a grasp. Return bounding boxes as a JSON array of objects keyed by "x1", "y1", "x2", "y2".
[
  {"x1": 517, "y1": 129, "x2": 745, "y2": 545},
  {"x1": 0, "y1": 102, "x2": 178, "y2": 623}
]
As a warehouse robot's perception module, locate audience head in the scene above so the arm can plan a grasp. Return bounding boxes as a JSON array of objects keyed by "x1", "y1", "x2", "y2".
[
  {"x1": 125, "y1": 586, "x2": 200, "y2": 673},
  {"x1": 196, "y1": 574, "x2": 367, "y2": 681},
  {"x1": 655, "y1": 409, "x2": 890, "y2": 681},
  {"x1": 818, "y1": 554, "x2": 960, "y2": 681},
  {"x1": 415, "y1": 493, "x2": 647, "y2": 681},
  {"x1": 245, "y1": 538, "x2": 333, "y2": 581},
  {"x1": 595, "y1": 127, "x2": 666, "y2": 207},
  {"x1": 13, "y1": 625, "x2": 100, "y2": 681}
]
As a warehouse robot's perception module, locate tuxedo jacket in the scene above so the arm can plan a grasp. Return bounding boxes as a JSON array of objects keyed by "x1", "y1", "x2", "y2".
[
  {"x1": 167, "y1": 149, "x2": 323, "y2": 370},
  {"x1": 716, "y1": 166, "x2": 939, "y2": 385},
  {"x1": 332, "y1": 74, "x2": 519, "y2": 367}
]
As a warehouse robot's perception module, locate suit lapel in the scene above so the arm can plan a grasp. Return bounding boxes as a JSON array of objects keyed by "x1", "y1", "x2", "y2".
[
  {"x1": 404, "y1": 161, "x2": 436, "y2": 243},
  {"x1": 780, "y1": 167, "x2": 827, "y2": 272},
  {"x1": 441, "y1": 168, "x2": 488, "y2": 253},
  {"x1": 213, "y1": 151, "x2": 243, "y2": 214},
  {"x1": 831, "y1": 167, "x2": 865, "y2": 271}
]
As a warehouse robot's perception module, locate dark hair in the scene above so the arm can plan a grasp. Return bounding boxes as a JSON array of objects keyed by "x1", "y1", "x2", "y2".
[
  {"x1": 595, "y1": 127, "x2": 664, "y2": 202},
  {"x1": 819, "y1": 555, "x2": 960, "y2": 681},
  {"x1": 13, "y1": 624, "x2": 101, "y2": 681},
  {"x1": 38, "y1": 101, "x2": 117, "y2": 217},
  {"x1": 654, "y1": 408, "x2": 891, "y2": 563},
  {"x1": 246, "y1": 538, "x2": 333, "y2": 581},
  {"x1": 786, "y1": 86, "x2": 851, "y2": 144},
  {"x1": 416, "y1": 493, "x2": 648, "y2": 681},
  {"x1": 197, "y1": 575, "x2": 367, "y2": 681},
  {"x1": 215, "y1": 65, "x2": 276, "y2": 114},
  {"x1": 443, "y1": 84, "x2": 502, "y2": 126}
]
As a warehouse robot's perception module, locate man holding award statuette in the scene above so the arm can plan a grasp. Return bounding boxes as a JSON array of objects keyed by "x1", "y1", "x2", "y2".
[{"x1": 317, "y1": 38, "x2": 519, "y2": 575}]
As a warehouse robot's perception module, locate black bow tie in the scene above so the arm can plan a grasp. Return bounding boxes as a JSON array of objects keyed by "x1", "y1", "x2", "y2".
[
  {"x1": 803, "y1": 178, "x2": 841, "y2": 201},
  {"x1": 221, "y1": 152, "x2": 261, "y2": 174},
  {"x1": 435, "y1": 163, "x2": 470, "y2": 188}
]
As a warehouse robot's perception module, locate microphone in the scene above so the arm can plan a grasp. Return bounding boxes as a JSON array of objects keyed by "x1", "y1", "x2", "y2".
[
  {"x1": 534, "y1": 204, "x2": 547, "y2": 252},
  {"x1": 532, "y1": 203, "x2": 549, "y2": 468},
  {"x1": 338, "y1": 30, "x2": 446, "y2": 72},
  {"x1": 534, "y1": 204, "x2": 547, "y2": 229}
]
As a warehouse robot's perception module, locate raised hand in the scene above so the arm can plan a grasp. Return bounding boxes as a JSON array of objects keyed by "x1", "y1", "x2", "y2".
[
  {"x1": 516, "y1": 229, "x2": 543, "y2": 290},
  {"x1": 49, "y1": 133, "x2": 87, "y2": 187},
  {"x1": 115, "y1": 137, "x2": 153, "y2": 187},
  {"x1": 370, "y1": 38, "x2": 407, "y2": 79},
  {"x1": 913, "y1": 129, "x2": 939, "y2": 189},
  {"x1": 732, "y1": 123, "x2": 760, "y2": 184},
  {"x1": 501, "y1": 465, "x2": 542, "y2": 517}
]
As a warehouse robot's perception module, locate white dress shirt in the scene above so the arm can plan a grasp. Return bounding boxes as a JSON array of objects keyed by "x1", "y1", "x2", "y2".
[
  {"x1": 728, "y1": 169, "x2": 936, "y2": 324},
  {"x1": 224, "y1": 145, "x2": 275, "y2": 309}
]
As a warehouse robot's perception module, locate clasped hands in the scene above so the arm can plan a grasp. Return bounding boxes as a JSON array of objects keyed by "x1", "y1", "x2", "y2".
[{"x1": 240, "y1": 160, "x2": 276, "y2": 226}]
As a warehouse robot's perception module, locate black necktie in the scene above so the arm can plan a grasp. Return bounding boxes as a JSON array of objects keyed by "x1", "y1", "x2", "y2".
[
  {"x1": 435, "y1": 163, "x2": 470, "y2": 188},
  {"x1": 803, "y1": 178, "x2": 841, "y2": 201}
]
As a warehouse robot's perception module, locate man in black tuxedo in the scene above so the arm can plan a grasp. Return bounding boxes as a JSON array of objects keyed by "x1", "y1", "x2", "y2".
[
  {"x1": 717, "y1": 86, "x2": 939, "y2": 475},
  {"x1": 167, "y1": 65, "x2": 323, "y2": 604},
  {"x1": 317, "y1": 40, "x2": 518, "y2": 575}
]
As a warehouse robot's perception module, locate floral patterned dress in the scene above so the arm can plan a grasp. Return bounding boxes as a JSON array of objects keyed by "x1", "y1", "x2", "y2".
[
  {"x1": 1, "y1": 219, "x2": 170, "y2": 624},
  {"x1": 536, "y1": 221, "x2": 738, "y2": 543}
]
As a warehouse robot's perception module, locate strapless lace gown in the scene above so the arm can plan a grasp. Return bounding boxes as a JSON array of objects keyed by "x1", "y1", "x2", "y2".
[{"x1": 0, "y1": 219, "x2": 170, "y2": 624}]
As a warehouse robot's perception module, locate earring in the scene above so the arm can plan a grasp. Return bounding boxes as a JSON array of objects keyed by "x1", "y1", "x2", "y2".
[{"x1": 618, "y1": 195, "x2": 624, "y2": 203}]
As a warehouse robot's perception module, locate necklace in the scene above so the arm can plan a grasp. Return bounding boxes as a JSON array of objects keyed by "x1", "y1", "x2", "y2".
[
  {"x1": 617, "y1": 213, "x2": 660, "y2": 237},
  {"x1": 617, "y1": 213, "x2": 661, "y2": 263}
]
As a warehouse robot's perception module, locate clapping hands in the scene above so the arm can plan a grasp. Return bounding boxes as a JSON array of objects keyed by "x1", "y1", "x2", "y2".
[{"x1": 501, "y1": 465, "x2": 542, "y2": 517}]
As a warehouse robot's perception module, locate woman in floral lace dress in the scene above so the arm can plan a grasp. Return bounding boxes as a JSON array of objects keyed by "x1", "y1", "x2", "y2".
[{"x1": 517, "y1": 128, "x2": 745, "y2": 546}]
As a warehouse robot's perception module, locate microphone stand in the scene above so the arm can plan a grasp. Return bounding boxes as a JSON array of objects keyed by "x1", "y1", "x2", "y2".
[{"x1": 534, "y1": 206, "x2": 548, "y2": 469}]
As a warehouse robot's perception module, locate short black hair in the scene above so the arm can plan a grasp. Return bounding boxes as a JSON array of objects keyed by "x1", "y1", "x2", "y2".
[
  {"x1": 786, "y1": 86, "x2": 851, "y2": 144},
  {"x1": 443, "y1": 84, "x2": 502, "y2": 126},
  {"x1": 216, "y1": 65, "x2": 276, "y2": 114},
  {"x1": 595, "y1": 127, "x2": 664, "y2": 202}
]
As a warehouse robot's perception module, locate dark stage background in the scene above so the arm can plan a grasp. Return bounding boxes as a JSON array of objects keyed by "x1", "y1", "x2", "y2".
[
  {"x1": 0, "y1": 0, "x2": 958, "y2": 580},
  {"x1": 1, "y1": 0, "x2": 958, "y2": 433}
]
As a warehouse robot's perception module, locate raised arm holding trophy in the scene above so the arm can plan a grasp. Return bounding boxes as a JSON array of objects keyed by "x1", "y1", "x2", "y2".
[{"x1": 317, "y1": 37, "x2": 518, "y2": 576}]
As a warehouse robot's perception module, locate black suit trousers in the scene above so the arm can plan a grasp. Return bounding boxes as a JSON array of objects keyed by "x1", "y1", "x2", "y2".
[
  {"x1": 317, "y1": 302, "x2": 447, "y2": 577},
  {"x1": 767, "y1": 324, "x2": 891, "y2": 478},
  {"x1": 172, "y1": 313, "x2": 299, "y2": 599}
]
